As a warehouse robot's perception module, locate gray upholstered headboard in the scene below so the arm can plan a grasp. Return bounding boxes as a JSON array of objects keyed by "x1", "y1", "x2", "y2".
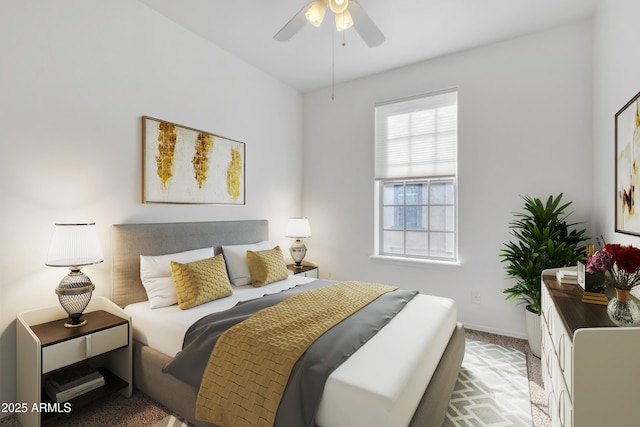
[{"x1": 111, "y1": 220, "x2": 269, "y2": 308}]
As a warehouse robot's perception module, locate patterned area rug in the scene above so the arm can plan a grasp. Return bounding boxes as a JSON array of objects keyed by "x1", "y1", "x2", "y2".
[{"x1": 444, "y1": 339, "x2": 532, "y2": 426}]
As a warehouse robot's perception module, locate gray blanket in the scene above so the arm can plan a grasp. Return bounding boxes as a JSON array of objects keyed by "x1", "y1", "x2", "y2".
[{"x1": 163, "y1": 280, "x2": 417, "y2": 427}]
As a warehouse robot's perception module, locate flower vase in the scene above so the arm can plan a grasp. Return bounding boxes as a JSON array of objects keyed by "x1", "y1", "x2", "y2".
[{"x1": 607, "y1": 289, "x2": 640, "y2": 327}]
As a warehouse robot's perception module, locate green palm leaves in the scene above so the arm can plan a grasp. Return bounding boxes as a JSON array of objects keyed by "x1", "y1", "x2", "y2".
[{"x1": 500, "y1": 194, "x2": 588, "y2": 314}]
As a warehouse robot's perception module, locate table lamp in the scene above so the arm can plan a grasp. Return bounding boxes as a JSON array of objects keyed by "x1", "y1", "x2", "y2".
[
  {"x1": 46, "y1": 223, "x2": 104, "y2": 327},
  {"x1": 285, "y1": 217, "x2": 312, "y2": 267}
]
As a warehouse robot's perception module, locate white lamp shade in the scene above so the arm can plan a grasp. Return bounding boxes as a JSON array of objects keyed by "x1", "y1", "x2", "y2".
[
  {"x1": 285, "y1": 218, "x2": 312, "y2": 238},
  {"x1": 46, "y1": 223, "x2": 104, "y2": 267},
  {"x1": 305, "y1": 1, "x2": 326, "y2": 27},
  {"x1": 335, "y1": 10, "x2": 353, "y2": 31}
]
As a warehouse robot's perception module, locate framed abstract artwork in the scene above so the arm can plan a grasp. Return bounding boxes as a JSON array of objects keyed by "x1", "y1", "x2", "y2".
[
  {"x1": 615, "y1": 91, "x2": 640, "y2": 235},
  {"x1": 142, "y1": 116, "x2": 245, "y2": 205}
]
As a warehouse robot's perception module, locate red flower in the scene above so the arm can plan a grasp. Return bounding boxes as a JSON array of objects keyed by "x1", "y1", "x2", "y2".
[
  {"x1": 615, "y1": 245, "x2": 640, "y2": 273},
  {"x1": 605, "y1": 243, "x2": 622, "y2": 256},
  {"x1": 590, "y1": 243, "x2": 640, "y2": 289}
]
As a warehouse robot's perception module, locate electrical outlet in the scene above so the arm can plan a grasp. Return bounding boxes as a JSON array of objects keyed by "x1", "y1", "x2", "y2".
[{"x1": 471, "y1": 291, "x2": 481, "y2": 304}]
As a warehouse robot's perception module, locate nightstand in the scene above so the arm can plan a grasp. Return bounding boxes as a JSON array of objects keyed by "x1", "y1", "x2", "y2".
[
  {"x1": 16, "y1": 296, "x2": 132, "y2": 426},
  {"x1": 287, "y1": 264, "x2": 319, "y2": 278}
]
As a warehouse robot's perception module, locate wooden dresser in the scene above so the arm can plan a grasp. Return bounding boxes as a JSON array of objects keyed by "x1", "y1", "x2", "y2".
[{"x1": 541, "y1": 269, "x2": 640, "y2": 427}]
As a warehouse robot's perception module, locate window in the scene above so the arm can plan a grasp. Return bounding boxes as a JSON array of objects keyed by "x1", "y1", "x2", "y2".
[{"x1": 374, "y1": 89, "x2": 458, "y2": 262}]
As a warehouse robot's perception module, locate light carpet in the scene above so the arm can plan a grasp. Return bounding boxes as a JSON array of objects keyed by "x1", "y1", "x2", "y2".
[
  {"x1": 152, "y1": 415, "x2": 190, "y2": 427},
  {"x1": 444, "y1": 339, "x2": 532, "y2": 426}
]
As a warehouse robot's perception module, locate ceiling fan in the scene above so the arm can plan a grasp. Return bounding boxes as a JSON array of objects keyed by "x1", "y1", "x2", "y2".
[{"x1": 274, "y1": 0, "x2": 385, "y2": 47}]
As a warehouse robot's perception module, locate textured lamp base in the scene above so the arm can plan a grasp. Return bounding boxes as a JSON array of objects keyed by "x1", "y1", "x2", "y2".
[
  {"x1": 289, "y1": 239, "x2": 307, "y2": 266},
  {"x1": 56, "y1": 268, "x2": 95, "y2": 328}
]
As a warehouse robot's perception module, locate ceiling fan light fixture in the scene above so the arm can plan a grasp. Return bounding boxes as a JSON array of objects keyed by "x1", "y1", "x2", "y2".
[
  {"x1": 335, "y1": 10, "x2": 353, "y2": 31},
  {"x1": 329, "y1": 0, "x2": 349, "y2": 14},
  {"x1": 305, "y1": 1, "x2": 327, "y2": 27},
  {"x1": 274, "y1": 0, "x2": 385, "y2": 49}
]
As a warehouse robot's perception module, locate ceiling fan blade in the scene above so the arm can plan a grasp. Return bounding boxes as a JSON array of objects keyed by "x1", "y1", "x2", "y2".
[
  {"x1": 349, "y1": 1, "x2": 385, "y2": 47},
  {"x1": 274, "y1": 3, "x2": 313, "y2": 42}
]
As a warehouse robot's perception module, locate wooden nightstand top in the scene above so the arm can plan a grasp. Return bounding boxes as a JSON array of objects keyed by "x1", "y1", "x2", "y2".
[
  {"x1": 287, "y1": 264, "x2": 317, "y2": 274},
  {"x1": 30, "y1": 310, "x2": 128, "y2": 347}
]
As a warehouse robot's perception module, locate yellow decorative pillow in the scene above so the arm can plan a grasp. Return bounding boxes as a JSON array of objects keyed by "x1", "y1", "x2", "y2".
[
  {"x1": 171, "y1": 254, "x2": 233, "y2": 310},
  {"x1": 246, "y1": 246, "x2": 289, "y2": 287}
]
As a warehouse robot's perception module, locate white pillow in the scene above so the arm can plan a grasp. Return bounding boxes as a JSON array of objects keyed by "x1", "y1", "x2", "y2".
[
  {"x1": 222, "y1": 241, "x2": 272, "y2": 286},
  {"x1": 140, "y1": 247, "x2": 214, "y2": 308}
]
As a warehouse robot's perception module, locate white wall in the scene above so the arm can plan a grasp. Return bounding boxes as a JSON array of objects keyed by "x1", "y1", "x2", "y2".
[
  {"x1": 592, "y1": 0, "x2": 640, "y2": 249},
  {"x1": 302, "y1": 20, "x2": 594, "y2": 338},
  {"x1": 0, "y1": 0, "x2": 303, "y2": 410},
  {"x1": 4, "y1": 0, "x2": 629, "y2": 415}
]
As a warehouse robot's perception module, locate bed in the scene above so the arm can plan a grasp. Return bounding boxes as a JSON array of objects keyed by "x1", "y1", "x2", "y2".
[{"x1": 110, "y1": 220, "x2": 465, "y2": 427}]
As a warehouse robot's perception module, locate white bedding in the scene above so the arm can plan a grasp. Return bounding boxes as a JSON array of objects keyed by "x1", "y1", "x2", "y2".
[
  {"x1": 124, "y1": 275, "x2": 316, "y2": 357},
  {"x1": 125, "y1": 277, "x2": 456, "y2": 427},
  {"x1": 317, "y1": 292, "x2": 456, "y2": 427}
]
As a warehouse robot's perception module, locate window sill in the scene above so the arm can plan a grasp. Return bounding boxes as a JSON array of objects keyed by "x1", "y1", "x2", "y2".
[{"x1": 369, "y1": 254, "x2": 462, "y2": 270}]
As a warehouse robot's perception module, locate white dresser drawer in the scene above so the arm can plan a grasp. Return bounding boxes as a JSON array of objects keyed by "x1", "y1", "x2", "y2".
[
  {"x1": 546, "y1": 388, "x2": 558, "y2": 427},
  {"x1": 42, "y1": 324, "x2": 128, "y2": 373},
  {"x1": 541, "y1": 329, "x2": 553, "y2": 388},
  {"x1": 556, "y1": 374, "x2": 573, "y2": 427},
  {"x1": 548, "y1": 348, "x2": 572, "y2": 427},
  {"x1": 541, "y1": 284, "x2": 552, "y2": 329},
  {"x1": 549, "y1": 306, "x2": 573, "y2": 399}
]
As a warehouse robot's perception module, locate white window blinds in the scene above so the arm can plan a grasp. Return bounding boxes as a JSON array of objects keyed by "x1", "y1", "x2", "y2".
[{"x1": 375, "y1": 89, "x2": 458, "y2": 180}]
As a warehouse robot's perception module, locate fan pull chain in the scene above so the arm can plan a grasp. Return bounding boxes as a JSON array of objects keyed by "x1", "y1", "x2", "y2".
[
  {"x1": 331, "y1": 30, "x2": 335, "y2": 100},
  {"x1": 331, "y1": 31, "x2": 348, "y2": 101}
]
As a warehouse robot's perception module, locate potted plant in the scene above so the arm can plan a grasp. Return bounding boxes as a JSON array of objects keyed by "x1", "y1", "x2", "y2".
[{"x1": 500, "y1": 193, "x2": 588, "y2": 357}]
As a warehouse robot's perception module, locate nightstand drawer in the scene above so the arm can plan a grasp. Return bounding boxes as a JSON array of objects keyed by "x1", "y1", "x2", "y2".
[
  {"x1": 301, "y1": 268, "x2": 318, "y2": 278},
  {"x1": 42, "y1": 324, "x2": 128, "y2": 373}
]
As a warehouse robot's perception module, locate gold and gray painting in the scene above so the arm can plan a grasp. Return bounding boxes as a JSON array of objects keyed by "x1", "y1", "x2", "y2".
[{"x1": 144, "y1": 117, "x2": 245, "y2": 204}]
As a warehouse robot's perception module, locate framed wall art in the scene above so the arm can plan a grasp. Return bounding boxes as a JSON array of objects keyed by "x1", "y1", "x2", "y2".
[
  {"x1": 142, "y1": 116, "x2": 245, "y2": 205},
  {"x1": 615, "y1": 91, "x2": 640, "y2": 235}
]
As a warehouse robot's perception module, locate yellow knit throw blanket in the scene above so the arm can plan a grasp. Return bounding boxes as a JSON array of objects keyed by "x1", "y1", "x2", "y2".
[{"x1": 195, "y1": 281, "x2": 397, "y2": 427}]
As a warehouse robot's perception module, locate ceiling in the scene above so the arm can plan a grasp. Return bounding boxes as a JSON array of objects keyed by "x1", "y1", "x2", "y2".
[{"x1": 138, "y1": 0, "x2": 599, "y2": 93}]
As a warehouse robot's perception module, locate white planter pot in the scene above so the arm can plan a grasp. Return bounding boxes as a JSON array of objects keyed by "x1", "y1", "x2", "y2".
[{"x1": 525, "y1": 305, "x2": 541, "y2": 358}]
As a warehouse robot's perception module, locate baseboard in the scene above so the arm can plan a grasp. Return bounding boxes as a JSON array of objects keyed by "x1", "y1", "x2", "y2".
[{"x1": 462, "y1": 322, "x2": 528, "y2": 340}]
